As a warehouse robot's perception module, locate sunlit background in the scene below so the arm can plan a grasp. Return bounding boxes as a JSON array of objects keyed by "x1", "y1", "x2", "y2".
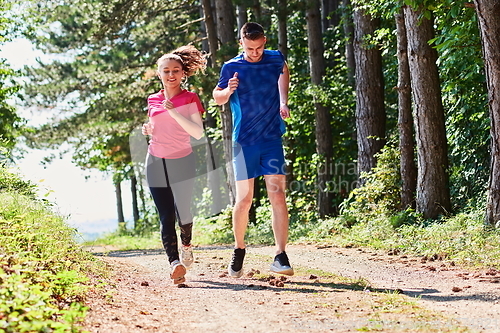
[{"x1": 1, "y1": 38, "x2": 133, "y2": 241}]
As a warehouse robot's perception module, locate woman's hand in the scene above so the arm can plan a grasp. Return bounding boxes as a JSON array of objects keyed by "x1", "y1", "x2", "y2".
[
  {"x1": 162, "y1": 99, "x2": 174, "y2": 110},
  {"x1": 142, "y1": 122, "x2": 154, "y2": 135}
]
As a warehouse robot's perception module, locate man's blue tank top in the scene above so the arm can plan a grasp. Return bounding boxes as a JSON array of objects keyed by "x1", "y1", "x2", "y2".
[{"x1": 217, "y1": 49, "x2": 286, "y2": 147}]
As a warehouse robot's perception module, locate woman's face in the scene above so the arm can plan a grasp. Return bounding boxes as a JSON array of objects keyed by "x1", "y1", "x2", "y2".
[{"x1": 157, "y1": 58, "x2": 184, "y2": 88}]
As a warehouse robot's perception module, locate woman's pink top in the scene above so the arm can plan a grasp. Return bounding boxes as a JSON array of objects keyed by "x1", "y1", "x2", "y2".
[{"x1": 147, "y1": 89, "x2": 204, "y2": 159}]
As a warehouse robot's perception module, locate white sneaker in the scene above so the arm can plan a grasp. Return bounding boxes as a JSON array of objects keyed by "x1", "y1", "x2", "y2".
[
  {"x1": 170, "y1": 260, "x2": 186, "y2": 284},
  {"x1": 180, "y1": 245, "x2": 194, "y2": 268},
  {"x1": 270, "y1": 251, "x2": 294, "y2": 276}
]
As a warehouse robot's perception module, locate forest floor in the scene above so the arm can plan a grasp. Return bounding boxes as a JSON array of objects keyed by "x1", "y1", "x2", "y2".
[{"x1": 81, "y1": 244, "x2": 500, "y2": 333}]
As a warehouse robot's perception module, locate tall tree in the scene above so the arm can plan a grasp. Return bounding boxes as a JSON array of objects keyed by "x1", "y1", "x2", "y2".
[
  {"x1": 474, "y1": 0, "x2": 500, "y2": 227},
  {"x1": 341, "y1": 0, "x2": 355, "y2": 86},
  {"x1": 306, "y1": 0, "x2": 335, "y2": 217},
  {"x1": 277, "y1": 0, "x2": 288, "y2": 59},
  {"x1": 352, "y1": 5, "x2": 386, "y2": 178},
  {"x1": 201, "y1": 0, "x2": 219, "y2": 67},
  {"x1": 321, "y1": 0, "x2": 340, "y2": 32},
  {"x1": 131, "y1": 174, "x2": 140, "y2": 224},
  {"x1": 214, "y1": 0, "x2": 238, "y2": 204},
  {"x1": 395, "y1": 8, "x2": 416, "y2": 210},
  {"x1": 115, "y1": 179, "x2": 125, "y2": 223},
  {"x1": 404, "y1": 5, "x2": 451, "y2": 219}
]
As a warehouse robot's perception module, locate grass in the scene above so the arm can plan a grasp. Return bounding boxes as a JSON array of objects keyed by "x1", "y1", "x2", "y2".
[
  {"x1": 88, "y1": 203, "x2": 500, "y2": 271},
  {"x1": 0, "y1": 167, "x2": 106, "y2": 333},
  {"x1": 83, "y1": 232, "x2": 162, "y2": 251},
  {"x1": 321, "y1": 209, "x2": 500, "y2": 269}
]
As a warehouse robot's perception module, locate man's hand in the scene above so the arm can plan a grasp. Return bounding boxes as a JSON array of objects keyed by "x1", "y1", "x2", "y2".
[
  {"x1": 213, "y1": 72, "x2": 239, "y2": 105},
  {"x1": 280, "y1": 103, "x2": 290, "y2": 119},
  {"x1": 227, "y1": 72, "x2": 239, "y2": 93}
]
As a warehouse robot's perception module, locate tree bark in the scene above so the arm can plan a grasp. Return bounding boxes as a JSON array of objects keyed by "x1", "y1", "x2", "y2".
[
  {"x1": 202, "y1": 0, "x2": 227, "y2": 212},
  {"x1": 215, "y1": 0, "x2": 238, "y2": 205},
  {"x1": 321, "y1": 0, "x2": 340, "y2": 32},
  {"x1": 201, "y1": 0, "x2": 219, "y2": 67},
  {"x1": 277, "y1": 0, "x2": 288, "y2": 59},
  {"x1": 404, "y1": 5, "x2": 451, "y2": 219},
  {"x1": 395, "y1": 8, "x2": 416, "y2": 210},
  {"x1": 131, "y1": 174, "x2": 139, "y2": 225},
  {"x1": 341, "y1": 0, "x2": 355, "y2": 86},
  {"x1": 307, "y1": 0, "x2": 335, "y2": 217},
  {"x1": 474, "y1": 0, "x2": 500, "y2": 227},
  {"x1": 115, "y1": 181, "x2": 125, "y2": 223},
  {"x1": 353, "y1": 7, "x2": 386, "y2": 179},
  {"x1": 236, "y1": 4, "x2": 248, "y2": 32},
  {"x1": 252, "y1": 0, "x2": 262, "y2": 22}
]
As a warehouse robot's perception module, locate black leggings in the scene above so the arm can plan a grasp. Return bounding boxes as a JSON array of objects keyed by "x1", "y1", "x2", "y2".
[{"x1": 146, "y1": 153, "x2": 195, "y2": 263}]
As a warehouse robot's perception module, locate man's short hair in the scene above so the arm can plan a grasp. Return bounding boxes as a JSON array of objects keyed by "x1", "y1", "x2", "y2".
[{"x1": 241, "y1": 22, "x2": 265, "y2": 40}]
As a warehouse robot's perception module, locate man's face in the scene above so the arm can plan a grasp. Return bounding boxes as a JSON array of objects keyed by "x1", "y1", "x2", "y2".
[{"x1": 240, "y1": 36, "x2": 266, "y2": 63}]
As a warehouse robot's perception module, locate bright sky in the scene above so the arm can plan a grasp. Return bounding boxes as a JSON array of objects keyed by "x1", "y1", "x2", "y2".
[{"x1": 1, "y1": 38, "x2": 132, "y2": 240}]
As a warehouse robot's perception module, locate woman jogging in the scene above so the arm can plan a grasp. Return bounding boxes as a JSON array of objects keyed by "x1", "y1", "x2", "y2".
[{"x1": 142, "y1": 45, "x2": 206, "y2": 284}]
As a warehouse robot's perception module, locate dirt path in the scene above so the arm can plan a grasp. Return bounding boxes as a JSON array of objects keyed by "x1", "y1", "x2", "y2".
[{"x1": 82, "y1": 244, "x2": 500, "y2": 332}]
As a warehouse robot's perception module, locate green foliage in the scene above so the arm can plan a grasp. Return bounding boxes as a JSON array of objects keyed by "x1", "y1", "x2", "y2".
[
  {"x1": 85, "y1": 232, "x2": 162, "y2": 250},
  {"x1": 0, "y1": 166, "x2": 105, "y2": 332},
  {"x1": 340, "y1": 144, "x2": 402, "y2": 223},
  {"x1": 11, "y1": 0, "x2": 495, "y2": 243},
  {"x1": 285, "y1": 16, "x2": 357, "y2": 215},
  {"x1": 0, "y1": 0, "x2": 23, "y2": 152},
  {"x1": 18, "y1": 0, "x2": 217, "y2": 234},
  {"x1": 192, "y1": 208, "x2": 234, "y2": 245},
  {"x1": 0, "y1": 269, "x2": 88, "y2": 333},
  {"x1": 433, "y1": 4, "x2": 488, "y2": 209},
  {"x1": 0, "y1": 167, "x2": 37, "y2": 198}
]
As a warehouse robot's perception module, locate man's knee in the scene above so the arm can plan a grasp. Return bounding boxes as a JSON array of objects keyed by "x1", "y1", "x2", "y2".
[
  {"x1": 268, "y1": 189, "x2": 286, "y2": 205},
  {"x1": 235, "y1": 196, "x2": 252, "y2": 210}
]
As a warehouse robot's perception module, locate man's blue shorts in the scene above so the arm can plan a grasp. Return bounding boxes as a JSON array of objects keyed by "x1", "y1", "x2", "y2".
[{"x1": 233, "y1": 138, "x2": 286, "y2": 181}]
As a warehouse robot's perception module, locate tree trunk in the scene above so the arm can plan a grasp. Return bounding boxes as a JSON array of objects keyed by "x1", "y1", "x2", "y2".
[
  {"x1": 202, "y1": 0, "x2": 228, "y2": 212},
  {"x1": 277, "y1": 0, "x2": 288, "y2": 59},
  {"x1": 474, "y1": 0, "x2": 500, "y2": 227},
  {"x1": 353, "y1": 7, "x2": 386, "y2": 178},
  {"x1": 395, "y1": 8, "x2": 416, "y2": 210},
  {"x1": 204, "y1": 123, "x2": 224, "y2": 215},
  {"x1": 341, "y1": 0, "x2": 355, "y2": 86},
  {"x1": 115, "y1": 181, "x2": 125, "y2": 223},
  {"x1": 137, "y1": 174, "x2": 152, "y2": 231},
  {"x1": 215, "y1": 0, "x2": 238, "y2": 205},
  {"x1": 201, "y1": 0, "x2": 218, "y2": 67},
  {"x1": 236, "y1": 4, "x2": 248, "y2": 32},
  {"x1": 307, "y1": 0, "x2": 335, "y2": 217},
  {"x1": 252, "y1": 0, "x2": 262, "y2": 22},
  {"x1": 404, "y1": 5, "x2": 451, "y2": 219},
  {"x1": 321, "y1": 0, "x2": 340, "y2": 32},
  {"x1": 131, "y1": 174, "x2": 140, "y2": 225}
]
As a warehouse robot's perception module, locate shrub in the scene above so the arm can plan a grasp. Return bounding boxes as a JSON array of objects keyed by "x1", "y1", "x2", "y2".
[{"x1": 0, "y1": 170, "x2": 104, "y2": 332}]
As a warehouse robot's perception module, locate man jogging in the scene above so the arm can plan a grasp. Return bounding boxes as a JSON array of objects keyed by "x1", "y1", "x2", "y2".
[{"x1": 213, "y1": 22, "x2": 293, "y2": 277}]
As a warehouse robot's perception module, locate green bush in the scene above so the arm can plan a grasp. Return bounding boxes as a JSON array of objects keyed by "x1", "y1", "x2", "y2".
[
  {"x1": 0, "y1": 174, "x2": 104, "y2": 332},
  {"x1": 340, "y1": 144, "x2": 402, "y2": 224},
  {"x1": 0, "y1": 167, "x2": 37, "y2": 199}
]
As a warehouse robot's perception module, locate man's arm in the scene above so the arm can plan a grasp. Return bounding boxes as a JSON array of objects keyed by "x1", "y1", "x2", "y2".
[
  {"x1": 278, "y1": 62, "x2": 290, "y2": 119},
  {"x1": 213, "y1": 72, "x2": 239, "y2": 106}
]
